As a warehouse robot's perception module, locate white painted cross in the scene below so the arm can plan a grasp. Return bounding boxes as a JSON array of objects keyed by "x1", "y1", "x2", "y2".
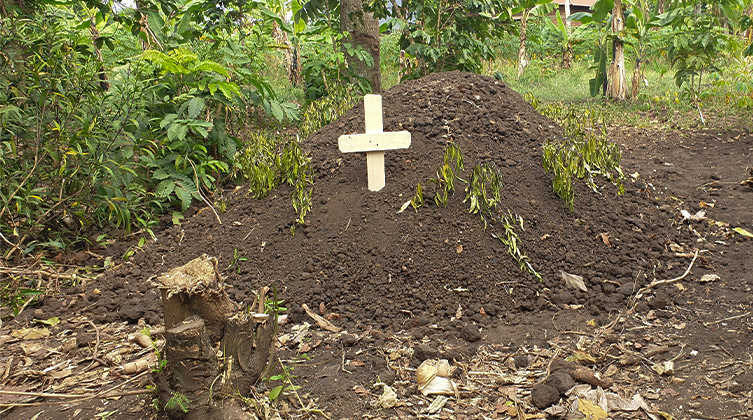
[{"x1": 338, "y1": 94, "x2": 411, "y2": 191}]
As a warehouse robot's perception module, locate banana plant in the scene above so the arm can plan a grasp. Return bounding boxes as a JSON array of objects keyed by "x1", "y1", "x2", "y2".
[
  {"x1": 511, "y1": 0, "x2": 556, "y2": 78},
  {"x1": 623, "y1": 0, "x2": 655, "y2": 98},
  {"x1": 544, "y1": 9, "x2": 581, "y2": 69},
  {"x1": 570, "y1": 0, "x2": 619, "y2": 97}
]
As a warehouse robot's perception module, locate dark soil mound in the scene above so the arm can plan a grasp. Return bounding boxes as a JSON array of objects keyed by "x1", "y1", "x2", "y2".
[{"x1": 70, "y1": 71, "x2": 692, "y2": 331}]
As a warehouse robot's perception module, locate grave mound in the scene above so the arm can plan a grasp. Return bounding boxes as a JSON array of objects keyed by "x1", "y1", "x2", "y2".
[{"x1": 76, "y1": 71, "x2": 691, "y2": 330}]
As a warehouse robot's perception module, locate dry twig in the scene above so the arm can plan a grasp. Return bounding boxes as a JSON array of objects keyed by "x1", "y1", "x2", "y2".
[{"x1": 634, "y1": 250, "x2": 699, "y2": 301}]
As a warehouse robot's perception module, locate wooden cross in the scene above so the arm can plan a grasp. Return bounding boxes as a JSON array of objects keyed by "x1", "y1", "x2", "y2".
[{"x1": 338, "y1": 95, "x2": 411, "y2": 191}]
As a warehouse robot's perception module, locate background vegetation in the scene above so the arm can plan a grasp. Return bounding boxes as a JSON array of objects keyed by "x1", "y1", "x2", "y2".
[{"x1": 0, "y1": 0, "x2": 751, "y2": 262}]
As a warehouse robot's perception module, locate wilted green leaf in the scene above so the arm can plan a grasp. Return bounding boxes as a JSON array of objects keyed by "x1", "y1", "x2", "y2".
[{"x1": 733, "y1": 227, "x2": 753, "y2": 238}]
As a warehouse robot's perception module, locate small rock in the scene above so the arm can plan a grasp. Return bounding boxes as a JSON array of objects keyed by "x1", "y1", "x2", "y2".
[
  {"x1": 341, "y1": 333, "x2": 358, "y2": 347},
  {"x1": 546, "y1": 370, "x2": 575, "y2": 396},
  {"x1": 482, "y1": 303, "x2": 500, "y2": 316},
  {"x1": 513, "y1": 355, "x2": 529, "y2": 369},
  {"x1": 459, "y1": 323, "x2": 481, "y2": 343},
  {"x1": 442, "y1": 346, "x2": 468, "y2": 362},
  {"x1": 414, "y1": 344, "x2": 440, "y2": 361},
  {"x1": 379, "y1": 369, "x2": 396, "y2": 385},
  {"x1": 551, "y1": 291, "x2": 574, "y2": 306},
  {"x1": 531, "y1": 383, "x2": 560, "y2": 409},
  {"x1": 648, "y1": 296, "x2": 668, "y2": 310}
]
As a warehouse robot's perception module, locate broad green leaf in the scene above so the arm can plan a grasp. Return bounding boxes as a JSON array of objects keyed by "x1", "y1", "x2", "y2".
[
  {"x1": 270, "y1": 101, "x2": 284, "y2": 122},
  {"x1": 569, "y1": 12, "x2": 593, "y2": 24},
  {"x1": 156, "y1": 179, "x2": 175, "y2": 198},
  {"x1": 146, "y1": 12, "x2": 165, "y2": 41},
  {"x1": 153, "y1": 168, "x2": 170, "y2": 180},
  {"x1": 160, "y1": 114, "x2": 178, "y2": 129},
  {"x1": 176, "y1": 11, "x2": 192, "y2": 36},
  {"x1": 188, "y1": 97, "x2": 205, "y2": 119},
  {"x1": 167, "y1": 123, "x2": 179, "y2": 141},
  {"x1": 194, "y1": 61, "x2": 230, "y2": 77},
  {"x1": 591, "y1": 0, "x2": 614, "y2": 23},
  {"x1": 175, "y1": 186, "x2": 192, "y2": 211},
  {"x1": 269, "y1": 385, "x2": 284, "y2": 401}
]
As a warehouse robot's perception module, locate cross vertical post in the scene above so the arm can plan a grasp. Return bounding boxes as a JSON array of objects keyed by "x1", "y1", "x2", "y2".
[
  {"x1": 364, "y1": 95, "x2": 386, "y2": 192},
  {"x1": 338, "y1": 94, "x2": 411, "y2": 192}
]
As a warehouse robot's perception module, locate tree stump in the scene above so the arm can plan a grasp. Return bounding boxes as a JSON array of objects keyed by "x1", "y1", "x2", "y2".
[{"x1": 154, "y1": 255, "x2": 276, "y2": 419}]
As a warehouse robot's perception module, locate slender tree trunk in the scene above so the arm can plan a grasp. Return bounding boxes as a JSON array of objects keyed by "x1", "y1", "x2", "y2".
[
  {"x1": 340, "y1": 0, "x2": 381, "y2": 92},
  {"x1": 272, "y1": 22, "x2": 301, "y2": 87},
  {"x1": 88, "y1": 15, "x2": 110, "y2": 91},
  {"x1": 631, "y1": 57, "x2": 642, "y2": 99},
  {"x1": 562, "y1": 44, "x2": 572, "y2": 69},
  {"x1": 607, "y1": 0, "x2": 626, "y2": 100},
  {"x1": 565, "y1": 0, "x2": 572, "y2": 28},
  {"x1": 517, "y1": 12, "x2": 528, "y2": 79}
]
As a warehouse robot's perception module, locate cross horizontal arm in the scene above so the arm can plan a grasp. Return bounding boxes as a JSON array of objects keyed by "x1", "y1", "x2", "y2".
[{"x1": 338, "y1": 131, "x2": 411, "y2": 153}]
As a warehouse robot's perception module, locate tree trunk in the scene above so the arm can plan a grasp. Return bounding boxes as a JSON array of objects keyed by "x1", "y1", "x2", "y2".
[
  {"x1": 631, "y1": 58, "x2": 642, "y2": 99},
  {"x1": 271, "y1": 22, "x2": 301, "y2": 87},
  {"x1": 88, "y1": 15, "x2": 110, "y2": 91},
  {"x1": 340, "y1": 0, "x2": 381, "y2": 92},
  {"x1": 562, "y1": 44, "x2": 572, "y2": 69},
  {"x1": 565, "y1": 0, "x2": 572, "y2": 28},
  {"x1": 517, "y1": 12, "x2": 528, "y2": 79},
  {"x1": 607, "y1": 0, "x2": 626, "y2": 100},
  {"x1": 155, "y1": 255, "x2": 276, "y2": 419}
]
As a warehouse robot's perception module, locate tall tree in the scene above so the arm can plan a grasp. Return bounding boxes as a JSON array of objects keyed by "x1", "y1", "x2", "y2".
[
  {"x1": 607, "y1": 0, "x2": 626, "y2": 99},
  {"x1": 340, "y1": 0, "x2": 381, "y2": 92},
  {"x1": 512, "y1": 0, "x2": 555, "y2": 78}
]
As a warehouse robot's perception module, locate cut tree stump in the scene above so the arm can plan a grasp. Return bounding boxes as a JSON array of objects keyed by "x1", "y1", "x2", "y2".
[{"x1": 154, "y1": 254, "x2": 276, "y2": 419}]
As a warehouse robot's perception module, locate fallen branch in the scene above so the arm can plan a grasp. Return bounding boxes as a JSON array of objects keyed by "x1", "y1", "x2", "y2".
[
  {"x1": 550, "y1": 358, "x2": 613, "y2": 389},
  {"x1": 634, "y1": 250, "x2": 699, "y2": 300},
  {"x1": 0, "y1": 267, "x2": 92, "y2": 282},
  {"x1": 703, "y1": 311, "x2": 751, "y2": 328},
  {"x1": 301, "y1": 303, "x2": 341, "y2": 333},
  {"x1": 0, "y1": 370, "x2": 151, "y2": 407}
]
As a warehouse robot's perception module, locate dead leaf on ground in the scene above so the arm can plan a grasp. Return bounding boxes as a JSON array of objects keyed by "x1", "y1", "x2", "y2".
[
  {"x1": 699, "y1": 274, "x2": 720, "y2": 283},
  {"x1": 652, "y1": 361, "x2": 674, "y2": 375},
  {"x1": 560, "y1": 271, "x2": 588, "y2": 292},
  {"x1": 377, "y1": 385, "x2": 397, "y2": 408},
  {"x1": 668, "y1": 243, "x2": 684, "y2": 252},
  {"x1": 598, "y1": 233, "x2": 612, "y2": 247},
  {"x1": 576, "y1": 398, "x2": 608, "y2": 420},
  {"x1": 11, "y1": 327, "x2": 50, "y2": 340},
  {"x1": 347, "y1": 359, "x2": 365, "y2": 368},
  {"x1": 680, "y1": 209, "x2": 706, "y2": 222},
  {"x1": 353, "y1": 385, "x2": 368, "y2": 395},
  {"x1": 606, "y1": 393, "x2": 644, "y2": 411},
  {"x1": 566, "y1": 350, "x2": 598, "y2": 365},
  {"x1": 34, "y1": 317, "x2": 60, "y2": 327}
]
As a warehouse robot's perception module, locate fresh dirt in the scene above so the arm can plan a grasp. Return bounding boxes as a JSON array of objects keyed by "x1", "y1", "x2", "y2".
[{"x1": 1, "y1": 71, "x2": 751, "y2": 419}]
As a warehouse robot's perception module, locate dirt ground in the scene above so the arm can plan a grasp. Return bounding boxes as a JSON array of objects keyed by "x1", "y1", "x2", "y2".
[{"x1": 1, "y1": 72, "x2": 751, "y2": 420}]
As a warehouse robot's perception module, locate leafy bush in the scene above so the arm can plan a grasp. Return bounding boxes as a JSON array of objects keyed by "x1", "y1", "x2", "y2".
[
  {"x1": 234, "y1": 132, "x2": 313, "y2": 234},
  {"x1": 0, "y1": 12, "x2": 157, "y2": 255},
  {"x1": 0, "y1": 4, "x2": 300, "y2": 257},
  {"x1": 371, "y1": 0, "x2": 514, "y2": 79},
  {"x1": 530, "y1": 97, "x2": 624, "y2": 210}
]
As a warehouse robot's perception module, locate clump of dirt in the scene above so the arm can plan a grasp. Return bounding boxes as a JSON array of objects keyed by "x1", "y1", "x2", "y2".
[{"x1": 68, "y1": 71, "x2": 693, "y2": 333}]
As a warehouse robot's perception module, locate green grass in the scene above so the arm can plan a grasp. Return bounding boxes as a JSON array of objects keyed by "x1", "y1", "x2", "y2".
[{"x1": 478, "y1": 56, "x2": 753, "y2": 130}]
